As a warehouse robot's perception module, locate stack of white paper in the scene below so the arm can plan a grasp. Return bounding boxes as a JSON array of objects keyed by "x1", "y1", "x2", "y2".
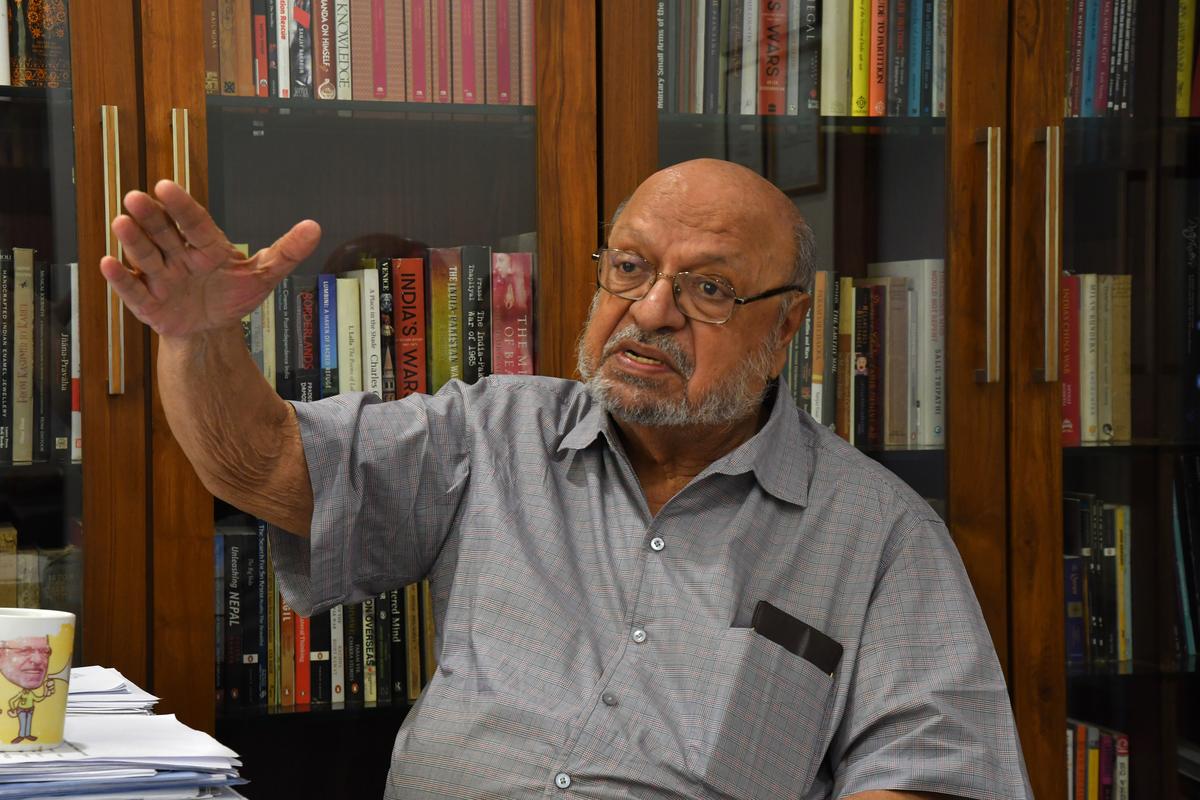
[
  {"x1": 67, "y1": 666, "x2": 160, "y2": 715},
  {"x1": 0, "y1": 676, "x2": 248, "y2": 799}
]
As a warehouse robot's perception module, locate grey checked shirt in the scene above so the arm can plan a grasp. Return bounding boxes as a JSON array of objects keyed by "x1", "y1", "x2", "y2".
[{"x1": 271, "y1": 376, "x2": 1032, "y2": 800}]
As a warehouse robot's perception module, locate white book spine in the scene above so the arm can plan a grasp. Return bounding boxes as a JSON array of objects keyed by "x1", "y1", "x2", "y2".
[
  {"x1": 69, "y1": 263, "x2": 81, "y2": 463},
  {"x1": 1079, "y1": 273, "x2": 1100, "y2": 442},
  {"x1": 276, "y1": 0, "x2": 292, "y2": 98},
  {"x1": 12, "y1": 248, "x2": 34, "y2": 465},
  {"x1": 1097, "y1": 275, "x2": 1114, "y2": 440},
  {"x1": 820, "y1": 0, "x2": 850, "y2": 115},
  {"x1": 351, "y1": 268, "x2": 383, "y2": 397},
  {"x1": 740, "y1": 0, "x2": 758, "y2": 114},
  {"x1": 334, "y1": 0, "x2": 353, "y2": 99},
  {"x1": 261, "y1": 290, "x2": 277, "y2": 390},
  {"x1": 907, "y1": 283, "x2": 919, "y2": 445},
  {"x1": 786, "y1": 0, "x2": 801, "y2": 114},
  {"x1": 329, "y1": 604, "x2": 346, "y2": 704},
  {"x1": 336, "y1": 277, "x2": 362, "y2": 393},
  {"x1": 693, "y1": 0, "x2": 705, "y2": 113}
]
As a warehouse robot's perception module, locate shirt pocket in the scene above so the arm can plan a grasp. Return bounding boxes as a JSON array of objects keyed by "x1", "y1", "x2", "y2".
[{"x1": 684, "y1": 626, "x2": 835, "y2": 799}]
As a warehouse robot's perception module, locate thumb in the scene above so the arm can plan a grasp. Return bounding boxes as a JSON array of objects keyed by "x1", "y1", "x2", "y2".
[{"x1": 261, "y1": 219, "x2": 322, "y2": 279}]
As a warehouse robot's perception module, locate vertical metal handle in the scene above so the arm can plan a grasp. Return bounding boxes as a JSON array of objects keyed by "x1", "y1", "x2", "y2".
[
  {"x1": 974, "y1": 126, "x2": 1003, "y2": 384},
  {"x1": 171, "y1": 108, "x2": 191, "y2": 192},
  {"x1": 101, "y1": 105, "x2": 125, "y2": 396},
  {"x1": 1035, "y1": 125, "x2": 1061, "y2": 383}
]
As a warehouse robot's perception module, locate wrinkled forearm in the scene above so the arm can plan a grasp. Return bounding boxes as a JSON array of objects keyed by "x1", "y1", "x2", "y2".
[{"x1": 157, "y1": 325, "x2": 313, "y2": 536}]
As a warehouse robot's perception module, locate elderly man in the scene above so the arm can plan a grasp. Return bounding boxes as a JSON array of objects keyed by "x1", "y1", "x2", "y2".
[
  {"x1": 1, "y1": 636, "x2": 54, "y2": 744},
  {"x1": 101, "y1": 158, "x2": 1031, "y2": 799}
]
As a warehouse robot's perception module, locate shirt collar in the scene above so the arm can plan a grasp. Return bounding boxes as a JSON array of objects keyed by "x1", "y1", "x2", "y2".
[{"x1": 557, "y1": 381, "x2": 813, "y2": 508}]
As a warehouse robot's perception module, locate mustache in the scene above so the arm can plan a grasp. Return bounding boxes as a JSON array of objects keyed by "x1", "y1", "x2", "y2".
[{"x1": 600, "y1": 325, "x2": 694, "y2": 377}]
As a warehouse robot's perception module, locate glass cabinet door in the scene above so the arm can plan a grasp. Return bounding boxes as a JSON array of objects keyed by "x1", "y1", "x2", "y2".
[
  {"x1": 1054, "y1": 3, "x2": 1200, "y2": 797},
  {"x1": 1, "y1": 0, "x2": 82, "y2": 656}
]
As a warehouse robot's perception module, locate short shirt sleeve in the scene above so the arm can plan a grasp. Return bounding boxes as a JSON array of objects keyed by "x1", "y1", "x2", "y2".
[
  {"x1": 829, "y1": 513, "x2": 1034, "y2": 800},
  {"x1": 270, "y1": 384, "x2": 472, "y2": 618}
]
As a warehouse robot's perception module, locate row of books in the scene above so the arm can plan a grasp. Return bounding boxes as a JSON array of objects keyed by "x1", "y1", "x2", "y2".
[
  {"x1": 0, "y1": 248, "x2": 82, "y2": 467},
  {"x1": 656, "y1": 1, "x2": 948, "y2": 119},
  {"x1": 1174, "y1": 0, "x2": 1200, "y2": 117},
  {"x1": 0, "y1": 0, "x2": 71, "y2": 88},
  {"x1": 783, "y1": 259, "x2": 946, "y2": 449},
  {"x1": 1063, "y1": 493, "x2": 1132, "y2": 664},
  {"x1": 1171, "y1": 452, "x2": 1200, "y2": 658},
  {"x1": 203, "y1": 0, "x2": 536, "y2": 106},
  {"x1": 1066, "y1": 720, "x2": 1130, "y2": 800},
  {"x1": 217, "y1": 243, "x2": 536, "y2": 708},
  {"x1": 1060, "y1": 273, "x2": 1132, "y2": 446},
  {"x1": 0, "y1": 522, "x2": 81, "y2": 614},
  {"x1": 1063, "y1": 0, "x2": 1140, "y2": 118}
]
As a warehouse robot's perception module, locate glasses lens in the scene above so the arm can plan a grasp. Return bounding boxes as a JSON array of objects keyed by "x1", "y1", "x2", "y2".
[
  {"x1": 599, "y1": 250, "x2": 653, "y2": 297},
  {"x1": 677, "y1": 272, "x2": 735, "y2": 323}
]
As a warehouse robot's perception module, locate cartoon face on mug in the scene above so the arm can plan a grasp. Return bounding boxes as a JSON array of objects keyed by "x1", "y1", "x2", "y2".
[{"x1": 0, "y1": 637, "x2": 56, "y2": 745}]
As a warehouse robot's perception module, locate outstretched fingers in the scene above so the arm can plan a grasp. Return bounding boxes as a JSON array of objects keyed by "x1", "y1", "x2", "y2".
[
  {"x1": 154, "y1": 179, "x2": 237, "y2": 268},
  {"x1": 99, "y1": 255, "x2": 155, "y2": 321},
  {"x1": 260, "y1": 219, "x2": 323, "y2": 279},
  {"x1": 120, "y1": 190, "x2": 188, "y2": 268}
]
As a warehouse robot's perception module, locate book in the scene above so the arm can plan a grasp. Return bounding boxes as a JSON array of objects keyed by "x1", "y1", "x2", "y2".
[
  {"x1": 394, "y1": 257, "x2": 429, "y2": 396},
  {"x1": 421, "y1": 579, "x2": 436, "y2": 683},
  {"x1": 850, "y1": 0, "x2": 870, "y2": 115},
  {"x1": 294, "y1": 612, "x2": 311, "y2": 704},
  {"x1": 1096, "y1": 275, "x2": 1114, "y2": 441},
  {"x1": 852, "y1": 286, "x2": 871, "y2": 446},
  {"x1": 462, "y1": 245, "x2": 492, "y2": 383},
  {"x1": 312, "y1": 0, "x2": 337, "y2": 99},
  {"x1": 347, "y1": 262, "x2": 382, "y2": 397},
  {"x1": 329, "y1": 603, "x2": 345, "y2": 703},
  {"x1": 867, "y1": 259, "x2": 944, "y2": 446},
  {"x1": 1177, "y1": 0, "x2": 1196, "y2": 116},
  {"x1": 204, "y1": 0, "x2": 221, "y2": 93},
  {"x1": 1079, "y1": 274, "x2": 1100, "y2": 442},
  {"x1": 388, "y1": 588, "x2": 406, "y2": 700},
  {"x1": 739, "y1": 0, "x2": 757, "y2": 113},
  {"x1": 291, "y1": 0, "x2": 314, "y2": 97},
  {"x1": 518, "y1": 0, "x2": 534, "y2": 104},
  {"x1": 278, "y1": 597, "x2": 295, "y2": 706},
  {"x1": 69, "y1": 263, "x2": 80, "y2": 463},
  {"x1": 309, "y1": 609, "x2": 332, "y2": 703},
  {"x1": 275, "y1": 0, "x2": 292, "y2": 98},
  {"x1": 485, "y1": 0, "x2": 520, "y2": 104},
  {"x1": 1109, "y1": 274, "x2": 1131, "y2": 441},
  {"x1": 275, "y1": 278, "x2": 296, "y2": 400},
  {"x1": 336, "y1": 276, "x2": 363, "y2": 394},
  {"x1": 757, "y1": 0, "x2": 787, "y2": 114},
  {"x1": 432, "y1": 0, "x2": 452, "y2": 102},
  {"x1": 383, "y1": 0, "x2": 406, "y2": 100},
  {"x1": 32, "y1": 260, "x2": 50, "y2": 462},
  {"x1": 855, "y1": 276, "x2": 909, "y2": 447},
  {"x1": 378, "y1": 260, "x2": 398, "y2": 401},
  {"x1": 361, "y1": 597, "x2": 377, "y2": 703},
  {"x1": 405, "y1": 0, "x2": 432, "y2": 101},
  {"x1": 344, "y1": 601, "x2": 364, "y2": 703},
  {"x1": 0, "y1": 524, "x2": 16, "y2": 605},
  {"x1": 1065, "y1": 555, "x2": 1087, "y2": 662},
  {"x1": 1113, "y1": 503, "x2": 1132, "y2": 661},
  {"x1": 452, "y1": 0, "x2": 484, "y2": 103},
  {"x1": 6, "y1": 0, "x2": 70, "y2": 87},
  {"x1": 11, "y1": 247, "x2": 34, "y2": 465},
  {"x1": 234, "y1": 0, "x2": 255, "y2": 95},
  {"x1": 1061, "y1": 273, "x2": 1082, "y2": 447},
  {"x1": 253, "y1": 0, "x2": 271, "y2": 96},
  {"x1": 820, "y1": 0, "x2": 851, "y2": 114},
  {"x1": 317, "y1": 274, "x2": 338, "y2": 397},
  {"x1": 490, "y1": 252, "x2": 534, "y2": 375},
  {"x1": 0, "y1": 249, "x2": 11, "y2": 465},
  {"x1": 375, "y1": 592, "x2": 392, "y2": 704},
  {"x1": 427, "y1": 248, "x2": 464, "y2": 390},
  {"x1": 334, "y1": 0, "x2": 352, "y2": 98},
  {"x1": 404, "y1": 583, "x2": 422, "y2": 700},
  {"x1": 868, "y1": 0, "x2": 887, "y2": 116}
]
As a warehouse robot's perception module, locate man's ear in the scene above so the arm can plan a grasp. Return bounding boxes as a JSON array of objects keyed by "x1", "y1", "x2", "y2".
[{"x1": 771, "y1": 293, "x2": 811, "y2": 376}]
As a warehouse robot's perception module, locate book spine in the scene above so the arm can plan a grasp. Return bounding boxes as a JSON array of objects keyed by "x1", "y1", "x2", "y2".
[
  {"x1": 379, "y1": 260, "x2": 398, "y2": 401},
  {"x1": 1061, "y1": 274, "x2": 1082, "y2": 447},
  {"x1": 334, "y1": 0, "x2": 352, "y2": 99},
  {"x1": 453, "y1": 0, "x2": 483, "y2": 102},
  {"x1": 865, "y1": 284, "x2": 884, "y2": 448},
  {"x1": 254, "y1": 0, "x2": 270, "y2": 96},
  {"x1": 11, "y1": 247, "x2": 33, "y2": 465},
  {"x1": 868, "y1": 0, "x2": 887, "y2": 115},
  {"x1": 836, "y1": 275, "x2": 855, "y2": 440},
  {"x1": 279, "y1": 597, "x2": 295, "y2": 706},
  {"x1": 344, "y1": 601, "x2": 364, "y2": 703},
  {"x1": 1172, "y1": 473, "x2": 1198, "y2": 655},
  {"x1": 850, "y1": 0, "x2": 870, "y2": 115},
  {"x1": 362, "y1": 597, "x2": 378, "y2": 703},
  {"x1": 1110, "y1": 275, "x2": 1131, "y2": 440},
  {"x1": 294, "y1": 612, "x2": 311, "y2": 704},
  {"x1": 825, "y1": 273, "x2": 840, "y2": 429},
  {"x1": 1095, "y1": 0, "x2": 1115, "y2": 115},
  {"x1": 703, "y1": 0, "x2": 721, "y2": 113},
  {"x1": 395, "y1": 258, "x2": 429, "y2": 396},
  {"x1": 1114, "y1": 734, "x2": 1129, "y2": 800},
  {"x1": 388, "y1": 588, "x2": 406, "y2": 700},
  {"x1": 799, "y1": 0, "x2": 820, "y2": 111},
  {"x1": 739, "y1": 0, "x2": 757, "y2": 113},
  {"x1": 357, "y1": 266, "x2": 383, "y2": 396},
  {"x1": 518, "y1": 0, "x2": 534, "y2": 104},
  {"x1": 1114, "y1": 504, "x2": 1131, "y2": 660},
  {"x1": 427, "y1": 248, "x2": 463, "y2": 390},
  {"x1": 421, "y1": 579, "x2": 437, "y2": 683},
  {"x1": 373, "y1": 0, "x2": 388, "y2": 97},
  {"x1": 291, "y1": 0, "x2": 315, "y2": 97},
  {"x1": 295, "y1": 281, "x2": 319, "y2": 402},
  {"x1": 351, "y1": 0, "x2": 373, "y2": 99},
  {"x1": 1177, "y1": 0, "x2": 1196, "y2": 116},
  {"x1": 337, "y1": 277, "x2": 363, "y2": 394},
  {"x1": 820, "y1": 0, "x2": 851, "y2": 115},
  {"x1": 692, "y1": 0, "x2": 704, "y2": 113},
  {"x1": 385, "y1": 0, "x2": 407, "y2": 100},
  {"x1": 785, "y1": 0, "x2": 800, "y2": 115},
  {"x1": 404, "y1": 583, "x2": 422, "y2": 699},
  {"x1": 275, "y1": 277, "x2": 296, "y2": 400},
  {"x1": 883, "y1": 279, "x2": 909, "y2": 446},
  {"x1": 433, "y1": 0, "x2": 452, "y2": 102},
  {"x1": 462, "y1": 245, "x2": 492, "y2": 383},
  {"x1": 222, "y1": 532, "x2": 246, "y2": 705},
  {"x1": 329, "y1": 603, "x2": 345, "y2": 703},
  {"x1": 905, "y1": 0, "x2": 923, "y2": 115},
  {"x1": 498, "y1": 0, "x2": 518, "y2": 104},
  {"x1": 317, "y1": 274, "x2": 339, "y2": 397},
  {"x1": 853, "y1": 286, "x2": 870, "y2": 446},
  {"x1": 69, "y1": 263, "x2": 79, "y2": 463},
  {"x1": 1080, "y1": 274, "x2": 1100, "y2": 442},
  {"x1": 918, "y1": 0, "x2": 932, "y2": 114},
  {"x1": 261, "y1": 291, "x2": 277, "y2": 390},
  {"x1": 213, "y1": 536, "x2": 225, "y2": 704},
  {"x1": 32, "y1": 260, "x2": 49, "y2": 462},
  {"x1": 50, "y1": 266, "x2": 69, "y2": 462},
  {"x1": 205, "y1": 0, "x2": 222, "y2": 93},
  {"x1": 309, "y1": 609, "x2": 332, "y2": 703},
  {"x1": 313, "y1": 0, "x2": 337, "y2": 99},
  {"x1": 0, "y1": 251, "x2": 11, "y2": 465},
  {"x1": 219, "y1": 0, "x2": 238, "y2": 94},
  {"x1": 1081, "y1": 0, "x2": 1100, "y2": 116},
  {"x1": 234, "y1": 0, "x2": 255, "y2": 94},
  {"x1": 375, "y1": 592, "x2": 392, "y2": 704},
  {"x1": 757, "y1": 0, "x2": 787, "y2": 114},
  {"x1": 811, "y1": 271, "x2": 828, "y2": 425},
  {"x1": 666, "y1": 0, "x2": 681, "y2": 113},
  {"x1": 887, "y1": 0, "x2": 908, "y2": 115},
  {"x1": 931, "y1": 0, "x2": 947, "y2": 116},
  {"x1": 1065, "y1": 555, "x2": 1087, "y2": 661},
  {"x1": 490, "y1": 252, "x2": 534, "y2": 375},
  {"x1": 655, "y1": 1, "x2": 666, "y2": 110},
  {"x1": 255, "y1": 521, "x2": 268, "y2": 705},
  {"x1": 266, "y1": 0, "x2": 279, "y2": 96},
  {"x1": 405, "y1": 0, "x2": 431, "y2": 101},
  {"x1": 275, "y1": 0, "x2": 292, "y2": 98}
]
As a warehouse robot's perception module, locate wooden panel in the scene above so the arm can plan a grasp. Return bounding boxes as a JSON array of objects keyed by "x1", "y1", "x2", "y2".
[
  {"x1": 536, "y1": 0, "x2": 598, "y2": 379},
  {"x1": 71, "y1": 1, "x2": 150, "y2": 685},
  {"x1": 138, "y1": 0, "x2": 217, "y2": 735},
  {"x1": 600, "y1": 0, "x2": 658, "y2": 223},
  {"x1": 945, "y1": 3, "x2": 1010, "y2": 664},
  {"x1": 1006, "y1": 1, "x2": 1067, "y2": 797}
]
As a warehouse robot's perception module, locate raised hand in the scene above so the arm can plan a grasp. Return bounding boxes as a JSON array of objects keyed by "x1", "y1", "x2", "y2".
[{"x1": 99, "y1": 179, "x2": 321, "y2": 339}]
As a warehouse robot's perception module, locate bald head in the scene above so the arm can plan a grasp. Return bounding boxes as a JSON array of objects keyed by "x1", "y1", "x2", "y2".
[{"x1": 610, "y1": 159, "x2": 814, "y2": 292}]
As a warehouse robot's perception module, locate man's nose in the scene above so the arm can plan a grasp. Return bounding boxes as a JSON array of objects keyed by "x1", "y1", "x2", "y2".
[{"x1": 630, "y1": 274, "x2": 686, "y2": 331}]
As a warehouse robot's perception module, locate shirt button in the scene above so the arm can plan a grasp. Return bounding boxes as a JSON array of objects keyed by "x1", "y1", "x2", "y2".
[
  {"x1": 650, "y1": 537, "x2": 665, "y2": 552},
  {"x1": 555, "y1": 772, "x2": 572, "y2": 789},
  {"x1": 602, "y1": 692, "x2": 618, "y2": 706},
  {"x1": 631, "y1": 628, "x2": 647, "y2": 644}
]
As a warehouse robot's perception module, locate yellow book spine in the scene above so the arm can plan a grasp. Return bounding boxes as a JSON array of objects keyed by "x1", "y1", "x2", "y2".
[
  {"x1": 1178, "y1": 0, "x2": 1196, "y2": 117},
  {"x1": 850, "y1": 0, "x2": 871, "y2": 116}
]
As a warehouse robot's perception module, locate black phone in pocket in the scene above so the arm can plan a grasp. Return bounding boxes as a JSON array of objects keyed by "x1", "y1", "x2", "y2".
[{"x1": 751, "y1": 600, "x2": 843, "y2": 676}]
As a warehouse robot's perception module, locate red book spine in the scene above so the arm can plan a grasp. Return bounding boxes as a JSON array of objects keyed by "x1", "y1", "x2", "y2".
[
  {"x1": 294, "y1": 614, "x2": 311, "y2": 704},
  {"x1": 408, "y1": 0, "x2": 430, "y2": 101},
  {"x1": 1061, "y1": 274, "x2": 1081, "y2": 446},
  {"x1": 350, "y1": 0, "x2": 374, "y2": 100},
  {"x1": 373, "y1": 0, "x2": 388, "y2": 97},
  {"x1": 434, "y1": 0, "x2": 452, "y2": 102},
  {"x1": 519, "y1": 0, "x2": 534, "y2": 104},
  {"x1": 458, "y1": 0, "x2": 480, "y2": 102},
  {"x1": 490, "y1": 252, "x2": 534, "y2": 375},
  {"x1": 254, "y1": 6, "x2": 270, "y2": 96},
  {"x1": 496, "y1": 0, "x2": 513, "y2": 103},
  {"x1": 757, "y1": 0, "x2": 788, "y2": 114},
  {"x1": 395, "y1": 258, "x2": 429, "y2": 396},
  {"x1": 869, "y1": 0, "x2": 888, "y2": 115}
]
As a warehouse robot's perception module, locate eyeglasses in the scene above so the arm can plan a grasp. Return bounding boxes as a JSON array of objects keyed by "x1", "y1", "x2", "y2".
[
  {"x1": 592, "y1": 248, "x2": 804, "y2": 325},
  {"x1": 0, "y1": 646, "x2": 50, "y2": 659}
]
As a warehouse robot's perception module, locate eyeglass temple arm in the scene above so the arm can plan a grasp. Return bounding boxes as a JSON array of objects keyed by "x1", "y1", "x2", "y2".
[{"x1": 733, "y1": 285, "x2": 807, "y2": 305}]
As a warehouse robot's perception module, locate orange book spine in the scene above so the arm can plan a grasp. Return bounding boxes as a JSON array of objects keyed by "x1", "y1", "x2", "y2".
[
  {"x1": 350, "y1": 0, "x2": 374, "y2": 99},
  {"x1": 757, "y1": 0, "x2": 787, "y2": 114},
  {"x1": 869, "y1": 0, "x2": 888, "y2": 115},
  {"x1": 394, "y1": 258, "x2": 429, "y2": 397},
  {"x1": 235, "y1": 0, "x2": 256, "y2": 95},
  {"x1": 519, "y1": 0, "x2": 534, "y2": 104}
]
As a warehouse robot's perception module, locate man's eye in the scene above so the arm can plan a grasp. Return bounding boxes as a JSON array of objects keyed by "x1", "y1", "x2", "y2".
[
  {"x1": 616, "y1": 260, "x2": 642, "y2": 275},
  {"x1": 698, "y1": 280, "x2": 721, "y2": 297}
]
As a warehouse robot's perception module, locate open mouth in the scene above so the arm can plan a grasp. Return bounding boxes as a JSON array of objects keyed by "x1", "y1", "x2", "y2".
[{"x1": 623, "y1": 350, "x2": 664, "y2": 366}]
